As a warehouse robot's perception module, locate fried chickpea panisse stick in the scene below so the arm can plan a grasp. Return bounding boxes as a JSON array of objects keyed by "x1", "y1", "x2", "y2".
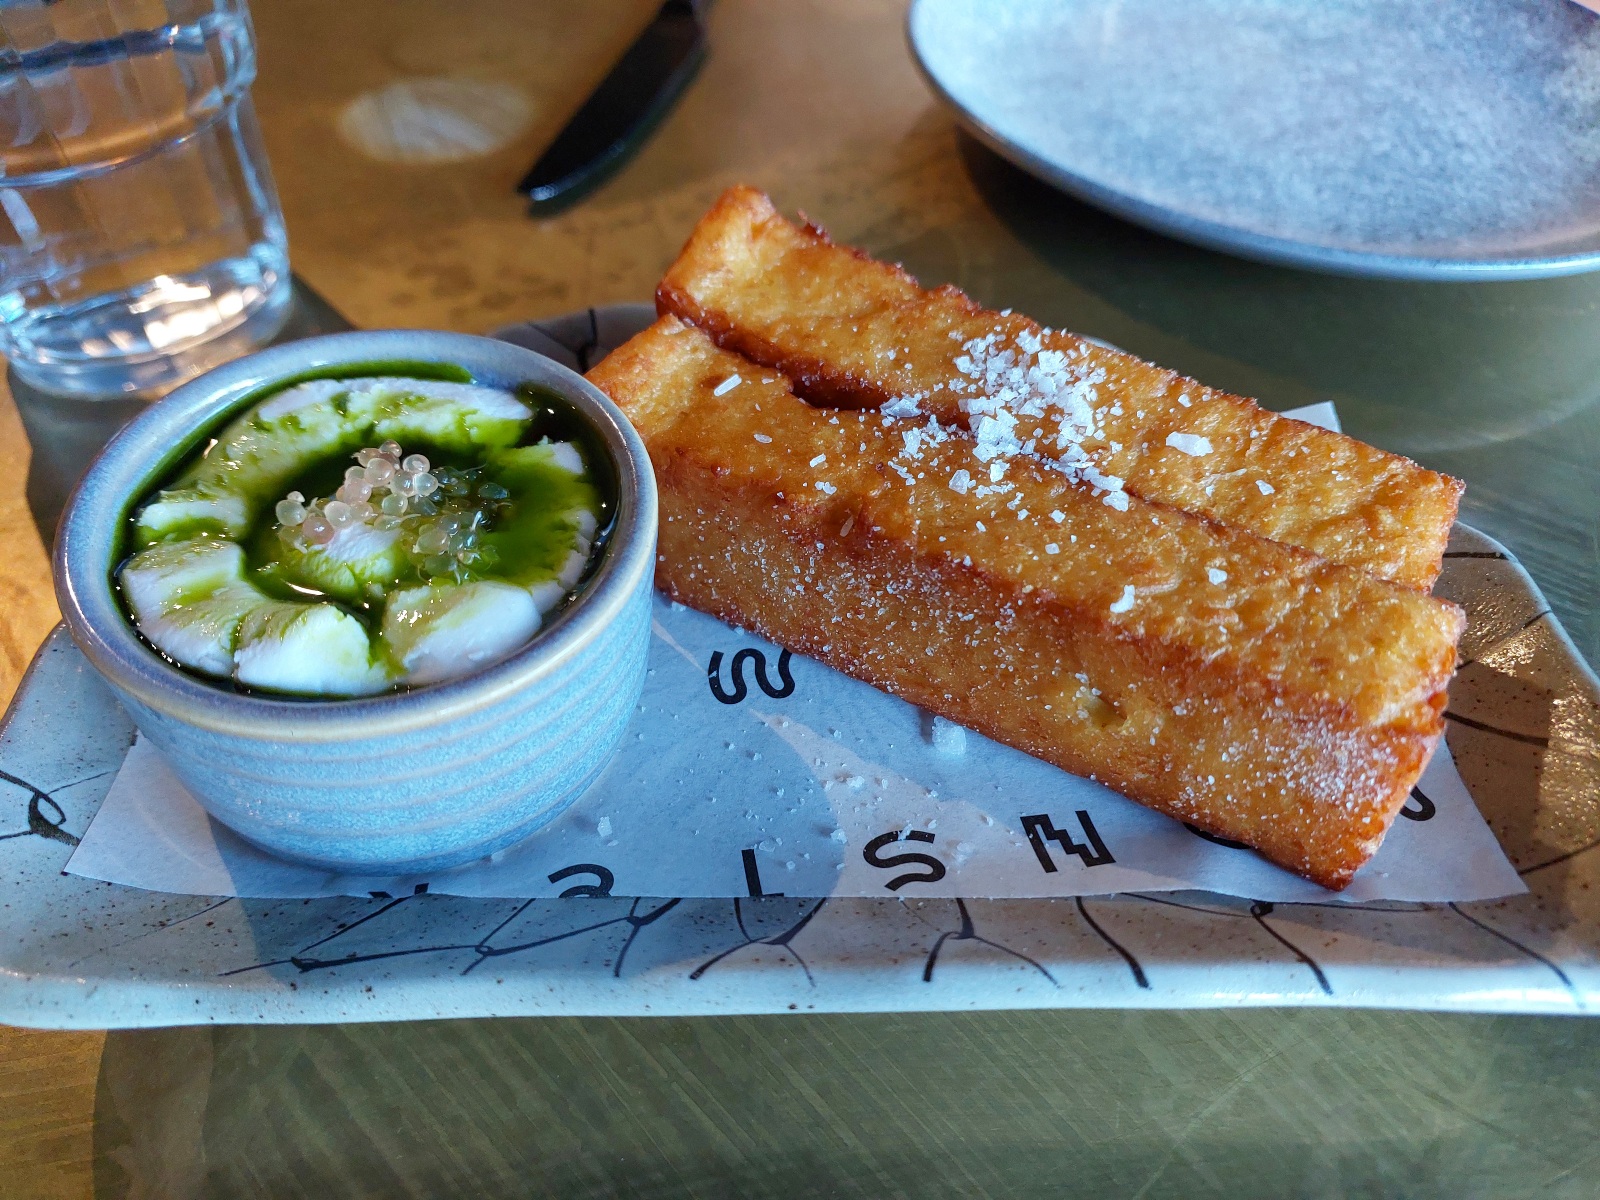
[
  {"x1": 658, "y1": 186, "x2": 1462, "y2": 590},
  {"x1": 589, "y1": 317, "x2": 1465, "y2": 889}
]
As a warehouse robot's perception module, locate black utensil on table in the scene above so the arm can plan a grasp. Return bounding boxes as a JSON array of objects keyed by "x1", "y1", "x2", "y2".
[{"x1": 517, "y1": 0, "x2": 707, "y2": 213}]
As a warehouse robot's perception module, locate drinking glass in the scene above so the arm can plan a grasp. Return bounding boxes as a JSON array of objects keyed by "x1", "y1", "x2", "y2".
[{"x1": 0, "y1": 0, "x2": 291, "y2": 397}]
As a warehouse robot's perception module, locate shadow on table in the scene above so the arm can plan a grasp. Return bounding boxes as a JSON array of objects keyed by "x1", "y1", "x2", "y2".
[{"x1": 92, "y1": 1009, "x2": 1600, "y2": 1199}]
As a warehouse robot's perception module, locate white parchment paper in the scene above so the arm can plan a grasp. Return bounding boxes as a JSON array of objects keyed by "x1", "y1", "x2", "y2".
[{"x1": 64, "y1": 405, "x2": 1526, "y2": 904}]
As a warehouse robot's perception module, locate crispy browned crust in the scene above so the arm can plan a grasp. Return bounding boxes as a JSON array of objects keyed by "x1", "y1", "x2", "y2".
[
  {"x1": 658, "y1": 186, "x2": 1464, "y2": 591},
  {"x1": 590, "y1": 318, "x2": 1465, "y2": 889}
]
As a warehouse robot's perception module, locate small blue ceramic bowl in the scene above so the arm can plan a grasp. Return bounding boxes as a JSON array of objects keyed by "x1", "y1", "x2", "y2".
[{"x1": 53, "y1": 331, "x2": 658, "y2": 874}]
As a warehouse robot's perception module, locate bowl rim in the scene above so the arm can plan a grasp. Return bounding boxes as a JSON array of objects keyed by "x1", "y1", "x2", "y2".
[{"x1": 52, "y1": 329, "x2": 658, "y2": 742}]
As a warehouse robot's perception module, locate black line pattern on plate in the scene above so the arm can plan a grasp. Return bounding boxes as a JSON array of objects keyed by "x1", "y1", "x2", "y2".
[
  {"x1": 125, "y1": 887, "x2": 1588, "y2": 1011},
  {"x1": 1517, "y1": 837, "x2": 1600, "y2": 876},
  {"x1": 1073, "y1": 897, "x2": 1148, "y2": 988},
  {"x1": 1249, "y1": 902, "x2": 1333, "y2": 995},
  {"x1": 463, "y1": 896, "x2": 684, "y2": 979},
  {"x1": 220, "y1": 893, "x2": 1091, "y2": 993},
  {"x1": 1443, "y1": 551, "x2": 1510, "y2": 561},
  {"x1": 1131, "y1": 892, "x2": 1427, "y2": 918},
  {"x1": 568, "y1": 308, "x2": 602, "y2": 372},
  {"x1": 1126, "y1": 892, "x2": 1248, "y2": 919},
  {"x1": 64, "y1": 898, "x2": 235, "y2": 971},
  {"x1": 1448, "y1": 903, "x2": 1583, "y2": 1010},
  {"x1": 923, "y1": 898, "x2": 1058, "y2": 985},
  {"x1": 218, "y1": 893, "x2": 464, "y2": 976},
  {"x1": 689, "y1": 897, "x2": 828, "y2": 984},
  {"x1": 222, "y1": 897, "x2": 782, "y2": 983},
  {"x1": 0, "y1": 768, "x2": 98, "y2": 846},
  {"x1": 1458, "y1": 609, "x2": 1550, "y2": 669},
  {"x1": 607, "y1": 898, "x2": 684, "y2": 978},
  {"x1": 1444, "y1": 711, "x2": 1550, "y2": 748},
  {"x1": 1278, "y1": 900, "x2": 1431, "y2": 914}
]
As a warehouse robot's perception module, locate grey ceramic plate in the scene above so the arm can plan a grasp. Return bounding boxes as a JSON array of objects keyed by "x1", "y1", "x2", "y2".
[
  {"x1": 0, "y1": 307, "x2": 1596, "y2": 1028},
  {"x1": 908, "y1": 0, "x2": 1600, "y2": 280}
]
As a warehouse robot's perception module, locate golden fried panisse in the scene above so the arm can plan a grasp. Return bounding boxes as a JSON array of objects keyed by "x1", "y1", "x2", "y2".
[
  {"x1": 589, "y1": 318, "x2": 1465, "y2": 889},
  {"x1": 658, "y1": 186, "x2": 1462, "y2": 590}
]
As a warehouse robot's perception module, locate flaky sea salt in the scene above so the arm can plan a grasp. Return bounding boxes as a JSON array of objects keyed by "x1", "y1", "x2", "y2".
[
  {"x1": 1208, "y1": 567, "x2": 1228, "y2": 585},
  {"x1": 753, "y1": 432, "x2": 772, "y2": 443},
  {"x1": 713, "y1": 375, "x2": 741, "y2": 396},
  {"x1": 1256, "y1": 479, "x2": 1275, "y2": 495},
  {"x1": 1165, "y1": 432, "x2": 1213, "y2": 456},
  {"x1": 1045, "y1": 543, "x2": 1060, "y2": 554},
  {"x1": 946, "y1": 327, "x2": 1132, "y2": 511},
  {"x1": 1109, "y1": 585, "x2": 1136, "y2": 614}
]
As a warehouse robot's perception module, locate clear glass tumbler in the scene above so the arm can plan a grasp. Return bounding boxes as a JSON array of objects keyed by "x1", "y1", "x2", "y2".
[{"x1": 0, "y1": 0, "x2": 291, "y2": 397}]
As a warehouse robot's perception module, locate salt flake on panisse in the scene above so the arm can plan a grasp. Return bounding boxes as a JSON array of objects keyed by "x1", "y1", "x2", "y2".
[
  {"x1": 1166, "y1": 432, "x2": 1213, "y2": 456},
  {"x1": 891, "y1": 324, "x2": 1133, "y2": 516}
]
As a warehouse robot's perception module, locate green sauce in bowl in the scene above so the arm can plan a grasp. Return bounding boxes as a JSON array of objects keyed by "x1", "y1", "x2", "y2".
[{"x1": 117, "y1": 366, "x2": 616, "y2": 697}]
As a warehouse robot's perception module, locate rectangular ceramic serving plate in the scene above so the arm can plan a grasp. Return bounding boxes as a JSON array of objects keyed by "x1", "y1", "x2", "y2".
[{"x1": 1, "y1": 308, "x2": 1595, "y2": 1028}]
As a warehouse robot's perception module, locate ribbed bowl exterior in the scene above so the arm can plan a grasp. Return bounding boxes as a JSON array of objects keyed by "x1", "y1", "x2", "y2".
[
  {"x1": 112, "y1": 580, "x2": 650, "y2": 873},
  {"x1": 53, "y1": 330, "x2": 658, "y2": 877}
]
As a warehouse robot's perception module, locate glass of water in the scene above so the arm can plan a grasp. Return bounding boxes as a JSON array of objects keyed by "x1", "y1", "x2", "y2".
[{"x1": 0, "y1": 0, "x2": 291, "y2": 397}]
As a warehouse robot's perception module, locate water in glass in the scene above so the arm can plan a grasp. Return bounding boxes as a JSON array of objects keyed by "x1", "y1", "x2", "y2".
[{"x1": 0, "y1": 0, "x2": 291, "y2": 397}]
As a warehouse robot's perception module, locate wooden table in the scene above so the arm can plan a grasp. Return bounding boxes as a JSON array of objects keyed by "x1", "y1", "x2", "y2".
[{"x1": 3, "y1": 2, "x2": 1598, "y2": 1195}]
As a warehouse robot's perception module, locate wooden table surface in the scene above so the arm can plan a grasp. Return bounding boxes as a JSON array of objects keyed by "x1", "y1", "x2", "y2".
[{"x1": 3, "y1": 2, "x2": 1599, "y2": 1196}]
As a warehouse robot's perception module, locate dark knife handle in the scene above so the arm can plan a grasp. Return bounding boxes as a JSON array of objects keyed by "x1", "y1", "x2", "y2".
[{"x1": 518, "y1": 0, "x2": 706, "y2": 211}]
